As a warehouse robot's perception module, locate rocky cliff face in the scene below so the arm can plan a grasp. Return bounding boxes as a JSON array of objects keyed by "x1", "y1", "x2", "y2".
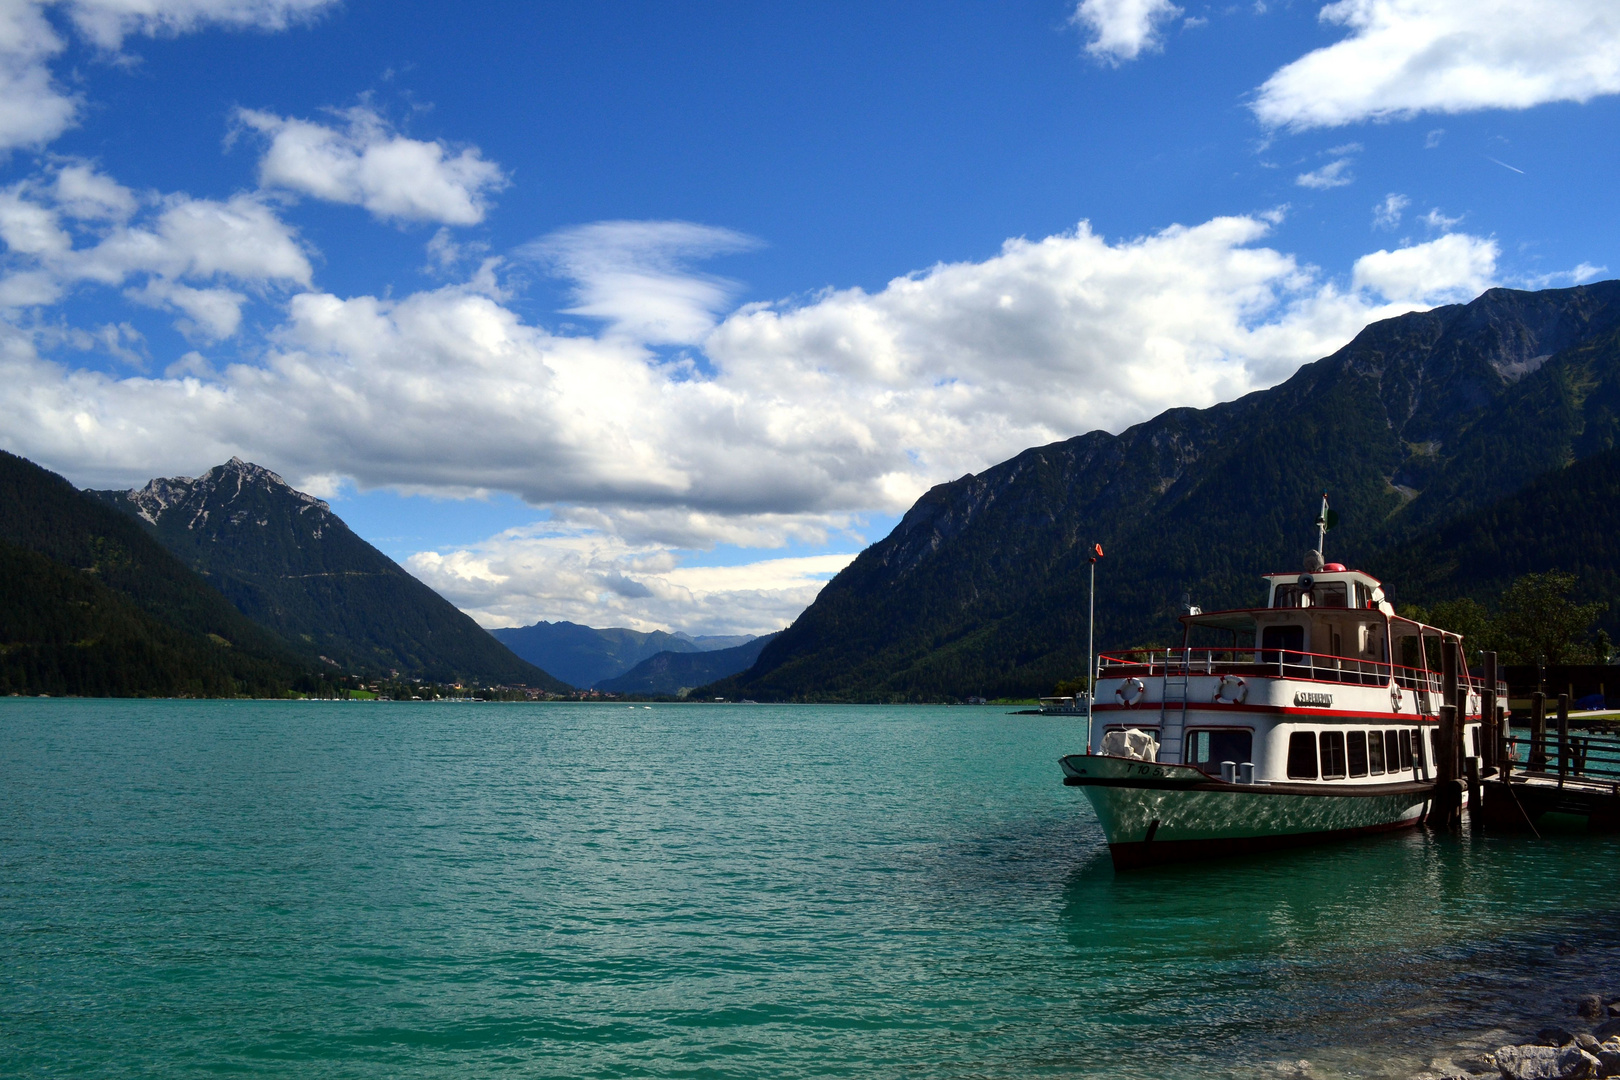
[
  {"x1": 711, "y1": 281, "x2": 1620, "y2": 701},
  {"x1": 93, "y1": 459, "x2": 567, "y2": 689}
]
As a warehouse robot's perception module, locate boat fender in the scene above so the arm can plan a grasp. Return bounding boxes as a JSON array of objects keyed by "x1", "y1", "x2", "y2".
[
  {"x1": 1213, "y1": 674, "x2": 1247, "y2": 704},
  {"x1": 1115, "y1": 677, "x2": 1146, "y2": 706},
  {"x1": 1389, "y1": 683, "x2": 1403, "y2": 712}
]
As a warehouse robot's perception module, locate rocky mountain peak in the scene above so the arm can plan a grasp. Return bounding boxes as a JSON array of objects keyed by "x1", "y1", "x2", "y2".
[{"x1": 124, "y1": 459, "x2": 331, "y2": 529}]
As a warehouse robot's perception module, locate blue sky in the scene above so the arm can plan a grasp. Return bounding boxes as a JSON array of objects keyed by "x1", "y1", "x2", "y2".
[{"x1": 2, "y1": 0, "x2": 1617, "y2": 634}]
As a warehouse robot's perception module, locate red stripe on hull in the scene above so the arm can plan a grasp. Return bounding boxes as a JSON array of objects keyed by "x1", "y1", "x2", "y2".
[{"x1": 1106, "y1": 814, "x2": 1423, "y2": 870}]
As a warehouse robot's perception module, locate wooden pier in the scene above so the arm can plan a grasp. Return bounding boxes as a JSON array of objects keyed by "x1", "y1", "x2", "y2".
[{"x1": 1476, "y1": 686, "x2": 1620, "y2": 833}]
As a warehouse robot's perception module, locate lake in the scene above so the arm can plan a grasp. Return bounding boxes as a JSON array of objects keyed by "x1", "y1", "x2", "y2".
[{"x1": 2, "y1": 699, "x2": 1616, "y2": 1078}]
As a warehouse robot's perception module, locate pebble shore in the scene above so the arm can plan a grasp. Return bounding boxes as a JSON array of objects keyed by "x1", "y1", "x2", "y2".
[{"x1": 1412, "y1": 994, "x2": 1620, "y2": 1080}]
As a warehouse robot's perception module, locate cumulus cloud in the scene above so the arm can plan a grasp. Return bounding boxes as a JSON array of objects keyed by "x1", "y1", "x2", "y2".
[
  {"x1": 1, "y1": 210, "x2": 1512, "y2": 629},
  {"x1": 0, "y1": 0, "x2": 337, "y2": 154},
  {"x1": 237, "y1": 106, "x2": 507, "y2": 225},
  {"x1": 407, "y1": 524, "x2": 855, "y2": 635},
  {"x1": 1350, "y1": 233, "x2": 1498, "y2": 303},
  {"x1": 62, "y1": 0, "x2": 335, "y2": 51},
  {"x1": 1072, "y1": 0, "x2": 1183, "y2": 62},
  {"x1": 1254, "y1": 0, "x2": 1620, "y2": 130},
  {"x1": 0, "y1": 167, "x2": 311, "y2": 336},
  {"x1": 1296, "y1": 157, "x2": 1355, "y2": 189}
]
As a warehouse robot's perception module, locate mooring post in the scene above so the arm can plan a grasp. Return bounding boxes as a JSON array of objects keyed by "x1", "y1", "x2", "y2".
[
  {"x1": 1557, "y1": 692, "x2": 1570, "y2": 787},
  {"x1": 1431, "y1": 703, "x2": 1462, "y2": 829},
  {"x1": 1482, "y1": 650, "x2": 1499, "y2": 772},
  {"x1": 1530, "y1": 692, "x2": 1547, "y2": 772},
  {"x1": 1441, "y1": 640, "x2": 1462, "y2": 779}
]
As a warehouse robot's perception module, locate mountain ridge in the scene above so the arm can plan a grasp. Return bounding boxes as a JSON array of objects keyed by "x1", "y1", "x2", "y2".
[
  {"x1": 92, "y1": 459, "x2": 566, "y2": 689},
  {"x1": 700, "y1": 281, "x2": 1620, "y2": 701},
  {"x1": 490, "y1": 620, "x2": 755, "y2": 689}
]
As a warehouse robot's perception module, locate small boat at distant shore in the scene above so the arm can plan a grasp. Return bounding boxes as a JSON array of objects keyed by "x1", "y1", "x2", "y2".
[{"x1": 1060, "y1": 512, "x2": 1503, "y2": 869}]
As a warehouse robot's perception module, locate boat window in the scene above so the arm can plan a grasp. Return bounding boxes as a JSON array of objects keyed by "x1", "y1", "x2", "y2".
[
  {"x1": 1261, "y1": 625, "x2": 1305, "y2": 664},
  {"x1": 1286, "y1": 731, "x2": 1318, "y2": 780},
  {"x1": 1470, "y1": 727, "x2": 1480, "y2": 757},
  {"x1": 1368, "y1": 729, "x2": 1386, "y2": 775},
  {"x1": 1185, "y1": 729, "x2": 1254, "y2": 775},
  {"x1": 1429, "y1": 728, "x2": 1439, "y2": 767},
  {"x1": 1355, "y1": 582, "x2": 1373, "y2": 609},
  {"x1": 1410, "y1": 729, "x2": 1425, "y2": 770},
  {"x1": 1316, "y1": 583, "x2": 1348, "y2": 608},
  {"x1": 1319, "y1": 731, "x2": 1348, "y2": 779},
  {"x1": 1273, "y1": 584, "x2": 1304, "y2": 608},
  {"x1": 1395, "y1": 729, "x2": 1412, "y2": 771},
  {"x1": 1397, "y1": 635, "x2": 1422, "y2": 669},
  {"x1": 1346, "y1": 730, "x2": 1368, "y2": 777}
]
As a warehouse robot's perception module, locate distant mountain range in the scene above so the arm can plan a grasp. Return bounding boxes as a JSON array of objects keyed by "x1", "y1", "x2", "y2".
[
  {"x1": 701, "y1": 281, "x2": 1620, "y2": 702},
  {"x1": 490, "y1": 620, "x2": 756, "y2": 688},
  {"x1": 88, "y1": 459, "x2": 565, "y2": 690},
  {"x1": 595, "y1": 633, "x2": 779, "y2": 696}
]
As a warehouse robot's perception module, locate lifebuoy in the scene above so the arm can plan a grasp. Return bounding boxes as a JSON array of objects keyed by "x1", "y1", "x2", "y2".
[
  {"x1": 1214, "y1": 674, "x2": 1247, "y2": 704},
  {"x1": 1390, "y1": 683, "x2": 1403, "y2": 712},
  {"x1": 1114, "y1": 677, "x2": 1146, "y2": 706}
]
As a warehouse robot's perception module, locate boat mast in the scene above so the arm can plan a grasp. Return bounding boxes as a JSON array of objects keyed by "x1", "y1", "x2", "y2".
[
  {"x1": 1087, "y1": 543, "x2": 1102, "y2": 753},
  {"x1": 1316, "y1": 492, "x2": 1330, "y2": 561}
]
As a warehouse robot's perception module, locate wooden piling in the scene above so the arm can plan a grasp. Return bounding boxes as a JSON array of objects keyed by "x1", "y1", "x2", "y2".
[
  {"x1": 1440, "y1": 641, "x2": 1460, "y2": 781},
  {"x1": 1530, "y1": 692, "x2": 1547, "y2": 772},
  {"x1": 1557, "y1": 692, "x2": 1570, "y2": 787},
  {"x1": 1431, "y1": 703, "x2": 1463, "y2": 830}
]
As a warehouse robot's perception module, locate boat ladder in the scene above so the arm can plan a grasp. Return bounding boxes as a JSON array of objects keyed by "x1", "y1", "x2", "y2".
[{"x1": 1159, "y1": 650, "x2": 1191, "y2": 764}]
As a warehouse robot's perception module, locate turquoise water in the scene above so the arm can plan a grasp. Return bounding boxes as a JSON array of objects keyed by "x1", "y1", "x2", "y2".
[{"x1": 2, "y1": 700, "x2": 1617, "y2": 1079}]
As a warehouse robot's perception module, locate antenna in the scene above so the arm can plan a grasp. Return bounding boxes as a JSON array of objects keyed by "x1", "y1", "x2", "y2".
[{"x1": 1314, "y1": 493, "x2": 1338, "y2": 562}]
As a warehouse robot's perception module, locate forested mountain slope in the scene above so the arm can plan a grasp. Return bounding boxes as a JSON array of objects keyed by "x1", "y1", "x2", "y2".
[
  {"x1": 0, "y1": 452, "x2": 299, "y2": 696},
  {"x1": 704, "y1": 282, "x2": 1620, "y2": 701},
  {"x1": 92, "y1": 459, "x2": 566, "y2": 689}
]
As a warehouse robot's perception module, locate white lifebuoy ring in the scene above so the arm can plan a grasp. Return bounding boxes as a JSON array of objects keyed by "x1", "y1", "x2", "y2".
[
  {"x1": 1214, "y1": 674, "x2": 1247, "y2": 704},
  {"x1": 1114, "y1": 677, "x2": 1146, "y2": 706},
  {"x1": 1390, "y1": 683, "x2": 1403, "y2": 712}
]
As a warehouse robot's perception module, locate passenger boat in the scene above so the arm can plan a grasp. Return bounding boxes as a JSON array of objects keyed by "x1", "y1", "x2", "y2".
[{"x1": 1060, "y1": 541, "x2": 1504, "y2": 869}]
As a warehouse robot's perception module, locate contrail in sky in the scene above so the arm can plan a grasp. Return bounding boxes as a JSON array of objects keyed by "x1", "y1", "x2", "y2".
[{"x1": 1485, "y1": 156, "x2": 1525, "y2": 174}]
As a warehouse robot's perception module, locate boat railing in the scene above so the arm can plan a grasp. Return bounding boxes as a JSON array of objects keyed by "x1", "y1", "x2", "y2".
[{"x1": 1096, "y1": 648, "x2": 1505, "y2": 698}]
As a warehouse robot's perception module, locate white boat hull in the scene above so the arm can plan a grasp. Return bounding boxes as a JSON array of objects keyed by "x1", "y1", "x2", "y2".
[{"x1": 1060, "y1": 754, "x2": 1430, "y2": 869}]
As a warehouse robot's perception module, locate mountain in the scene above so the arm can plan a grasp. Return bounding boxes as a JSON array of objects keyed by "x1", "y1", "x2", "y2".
[
  {"x1": 1369, "y1": 443, "x2": 1620, "y2": 609},
  {"x1": 489, "y1": 621, "x2": 753, "y2": 688},
  {"x1": 0, "y1": 451, "x2": 300, "y2": 696},
  {"x1": 91, "y1": 459, "x2": 566, "y2": 690},
  {"x1": 700, "y1": 281, "x2": 1620, "y2": 702},
  {"x1": 595, "y1": 633, "x2": 780, "y2": 696}
]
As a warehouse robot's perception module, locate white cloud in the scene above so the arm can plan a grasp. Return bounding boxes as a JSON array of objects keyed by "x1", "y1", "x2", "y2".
[
  {"x1": 523, "y1": 220, "x2": 760, "y2": 345},
  {"x1": 1521, "y1": 261, "x2": 1607, "y2": 290},
  {"x1": 1350, "y1": 233, "x2": 1498, "y2": 304},
  {"x1": 1420, "y1": 207, "x2": 1463, "y2": 231},
  {"x1": 1296, "y1": 157, "x2": 1355, "y2": 189},
  {"x1": 0, "y1": 174, "x2": 311, "y2": 336},
  {"x1": 1072, "y1": 0, "x2": 1183, "y2": 62},
  {"x1": 1254, "y1": 0, "x2": 1620, "y2": 130},
  {"x1": 62, "y1": 0, "x2": 335, "y2": 51},
  {"x1": 1372, "y1": 192, "x2": 1409, "y2": 230},
  {"x1": 0, "y1": 0, "x2": 337, "y2": 154},
  {"x1": 0, "y1": 2, "x2": 76, "y2": 154},
  {"x1": 408, "y1": 526, "x2": 854, "y2": 636},
  {"x1": 237, "y1": 105, "x2": 508, "y2": 225},
  {"x1": 1, "y1": 212, "x2": 1509, "y2": 630}
]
